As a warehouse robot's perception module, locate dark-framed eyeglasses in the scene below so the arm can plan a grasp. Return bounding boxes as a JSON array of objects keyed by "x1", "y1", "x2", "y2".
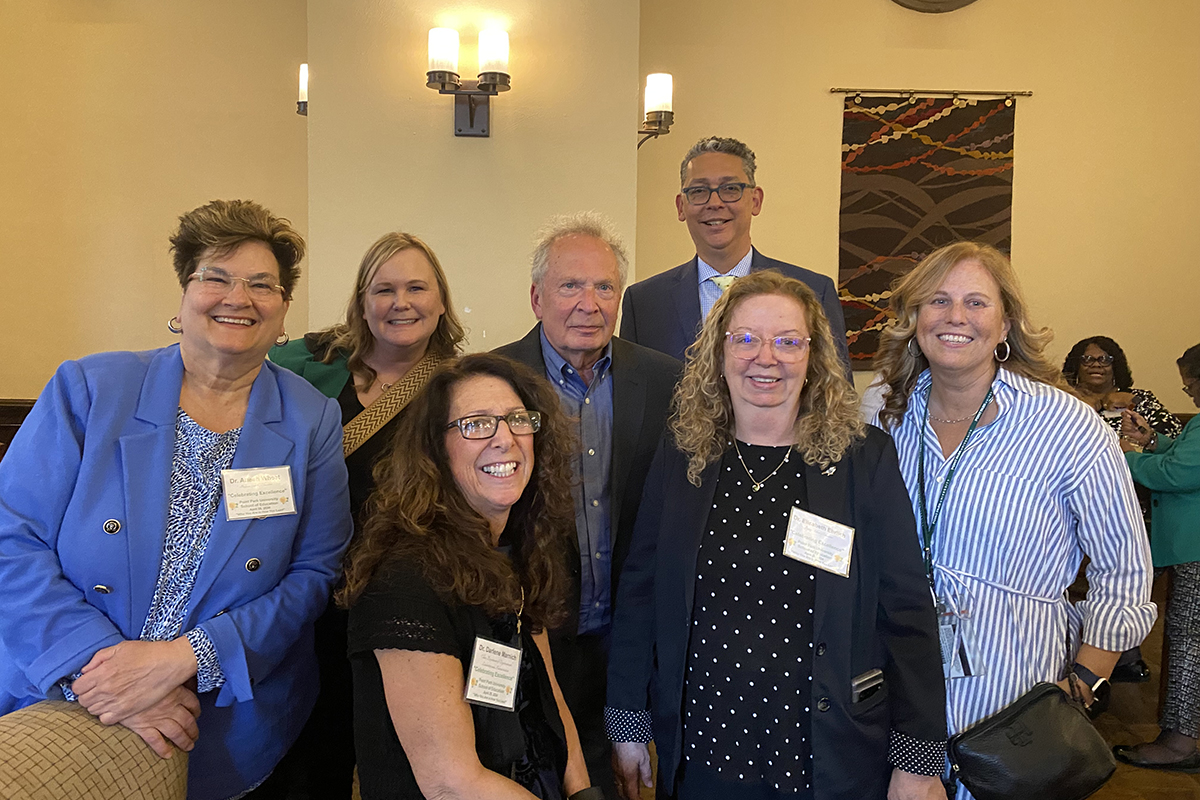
[
  {"x1": 189, "y1": 267, "x2": 286, "y2": 300},
  {"x1": 1183, "y1": 375, "x2": 1200, "y2": 395},
  {"x1": 446, "y1": 410, "x2": 542, "y2": 440},
  {"x1": 725, "y1": 332, "x2": 811, "y2": 363},
  {"x1": 1079, "y1": 354, "x2": 1114, "y2": 366},
  {"x1": 681, "y1": 182, "x2": 753, "y2": 206}
]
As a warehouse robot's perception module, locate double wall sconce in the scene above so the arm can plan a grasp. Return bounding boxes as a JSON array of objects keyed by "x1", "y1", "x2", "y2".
[
  {"x1": 638, "y1": 73, "x2": 673, "y2": 148},
  {"x1": 426, "y1": 27, "x2": 510, "y2": 137}
]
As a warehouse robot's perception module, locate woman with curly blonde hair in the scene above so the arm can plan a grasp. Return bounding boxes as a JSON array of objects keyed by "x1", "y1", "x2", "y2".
[
  {"x1": 871, "y1": 242, "x2": 1154, "y2": 800},
  {"x1": 607, "y1": 270, "x2": 948, "y2": 800}
]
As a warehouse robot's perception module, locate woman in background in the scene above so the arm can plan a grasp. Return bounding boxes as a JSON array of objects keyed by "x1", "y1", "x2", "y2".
[
  {"x1": 0, "y1": 199, "x2": 352, "y2": 800},
  {"x1": 270, "y1": 232, "x2": 465, "y2": 797},
  {"x1": 873, "y1": 241, "x2": 1156, "y2": 799},
  {"x1": 1115, "y1": 343, "x2": 1200, "y2": 771}
]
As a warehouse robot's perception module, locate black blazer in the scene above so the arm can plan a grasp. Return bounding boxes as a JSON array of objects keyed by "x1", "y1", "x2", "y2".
[
  {"x1": 493, "y1": 326, "x2": 682, "y2": 635},
  {"x1": 618, "y1": 248, "x2": 852, "y2": 376},
  {"x1": 607, "y1": 428, "x2": 946, "y2": 800}
]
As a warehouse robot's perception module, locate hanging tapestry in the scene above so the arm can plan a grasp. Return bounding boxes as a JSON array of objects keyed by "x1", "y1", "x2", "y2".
[{"x1": 837, "y1": 95, "x2": 1015, "y2": 367}]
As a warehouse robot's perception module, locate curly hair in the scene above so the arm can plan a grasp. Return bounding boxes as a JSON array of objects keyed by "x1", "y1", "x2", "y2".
[
  {"x1": 338, "y1": 353, "x2": 575, "y2": 631},
  {"x1": 169, "y1": 199, "x2": 305, "y2": 299},
  {"x1": 670, "y1": 270, "x2": 864, "y2": 485},
  {"x1": 875, "y1": 242, "x2": 1063, "y2": 430},
  {"x1": 309, "y1": 232, "x2": 466, "y2": 387},
  {"x1": 1062, "y1": 336, "x2": 1133, "y2": 390}
]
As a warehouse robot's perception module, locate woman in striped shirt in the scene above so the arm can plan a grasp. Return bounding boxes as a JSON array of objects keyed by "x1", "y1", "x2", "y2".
[{"x1": 871, "y1": 241, "x2": 1157, "y2": 799}]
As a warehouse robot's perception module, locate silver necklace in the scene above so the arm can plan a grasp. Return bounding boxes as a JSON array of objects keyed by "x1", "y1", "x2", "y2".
[{"x1": 733, "y1": 439, "x2": 792, "y2": 492}]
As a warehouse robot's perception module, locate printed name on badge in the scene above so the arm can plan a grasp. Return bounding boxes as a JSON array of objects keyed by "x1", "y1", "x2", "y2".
[
  {"x1": 782, "y1": 506, "x2": 855, "y2": 577},
  {"x1": 464, "y1": 636, "x2": 522, "y2": 711},
  {"x1": 221, "y1": 466, "x2": 298, "y2": 521}
]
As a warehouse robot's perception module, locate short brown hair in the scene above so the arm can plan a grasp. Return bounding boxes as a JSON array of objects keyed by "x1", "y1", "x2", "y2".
[{"x1": 169, "y1": 199, "x2": 306, "y2": 299}]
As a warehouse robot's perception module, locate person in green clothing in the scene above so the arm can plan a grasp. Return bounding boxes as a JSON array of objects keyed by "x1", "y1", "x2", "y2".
[
  {"x1": 1115, "y1": 342, "x2": 1200, "y2": 772},
  {"x1": 266, "y1": 231, "x2": 466, "y2": 798}
]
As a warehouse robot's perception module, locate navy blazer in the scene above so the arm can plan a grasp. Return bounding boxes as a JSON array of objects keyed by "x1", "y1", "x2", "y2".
[
  {"x1": 607, "y1": 428, "x2": 946, "y2": 799},
  {"x1": 494, "y1": 326, "x2": 681, "y2": 635},
  {"x1": 0, "y1": 345, "x2": 352, "y2": 800},
  {"x1": 619, "y1": 248, "x2": 852, "y2": 376}
]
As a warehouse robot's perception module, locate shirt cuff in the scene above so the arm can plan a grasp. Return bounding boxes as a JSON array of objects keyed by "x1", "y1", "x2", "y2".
[
  {"x1": 887, "y1": 729, "x2": 947, "y2": 777},
  {"x1": 605, "y1": 707, "x2": 652, "y2": 743},
  {"x1": 59, "y1": 674, "x2": 82, "y2": 702},
  {"x1": 186, "y1": 627, "x2": 227, "y2": 693}
]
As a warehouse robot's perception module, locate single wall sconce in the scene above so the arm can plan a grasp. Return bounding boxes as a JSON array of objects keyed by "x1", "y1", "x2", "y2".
[
  {"x1": 426, "y1": 27, "x2": 510, "y2": 137},
  {"x1": 297, "y1": 64, "x2": 309, "y2": 115},
  {"x1": 637, "y1": 73, "x2": 673, "y2": 149}
]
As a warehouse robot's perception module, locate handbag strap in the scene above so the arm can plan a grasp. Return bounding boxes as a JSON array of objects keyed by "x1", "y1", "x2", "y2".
[{"x1": 342, "y1": 352, "x2": 443, "y2": 458}]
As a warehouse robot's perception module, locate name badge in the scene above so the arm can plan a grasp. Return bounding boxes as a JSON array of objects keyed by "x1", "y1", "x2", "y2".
[
  {"x1": 464, "y1": 636, "x2": 522, "y2": 711},
  {"x1": 221, "y1": 466, "x2": 298, "y2": 521},
  {"x1": 783, "y1": 506, "x2": 854, "y2": 577}
]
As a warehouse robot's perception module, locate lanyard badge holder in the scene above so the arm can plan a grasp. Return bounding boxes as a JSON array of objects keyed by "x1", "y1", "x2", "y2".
[
  {"x1": 464, "y1": 588, "x2": 525, "y2": 711},
  {"x1": 918, "y1": 388, "x2": 993, "y2": 680}
]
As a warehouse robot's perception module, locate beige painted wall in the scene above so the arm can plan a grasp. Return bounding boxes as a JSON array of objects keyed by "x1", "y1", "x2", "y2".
[
  {"x1": 0, "y1": 0, "x2": 308, "y2": 398},
  {"x1": 638, "y1": 0, "x2": 1200, "y2": 412},
  {"x1": 305, "y1": 0, "x2": 640, "y2": 352}
]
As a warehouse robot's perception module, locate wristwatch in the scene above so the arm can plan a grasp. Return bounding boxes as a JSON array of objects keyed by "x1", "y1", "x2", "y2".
[{"x1": 1072, "y1": 663, "x2": 1111, "y2": 718}]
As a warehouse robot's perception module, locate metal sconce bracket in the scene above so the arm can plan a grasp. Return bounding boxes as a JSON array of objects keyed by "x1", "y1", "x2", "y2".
[
  {"x1": 637, "y1": 110, "x2": 674, "y2": 149},
  {"x1": 428, "y1": 71, "x2": 509, "y2": 137}
]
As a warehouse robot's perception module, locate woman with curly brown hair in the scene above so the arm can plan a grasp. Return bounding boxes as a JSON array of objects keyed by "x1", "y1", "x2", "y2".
[
  {"x1": 341, "y1": 353, "x2": 597, "y2": 800},
  {"x1": 606, "y1": 270, "x2": 947, "y2": 800}
]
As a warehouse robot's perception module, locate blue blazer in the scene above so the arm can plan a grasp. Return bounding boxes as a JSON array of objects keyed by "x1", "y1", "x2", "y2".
[
  {"x1": 0, "y1": 345, "x2": 352, "y2": 800},
  {"x1": 618, "y1": 248, "x2": 852, "y2": 375}
]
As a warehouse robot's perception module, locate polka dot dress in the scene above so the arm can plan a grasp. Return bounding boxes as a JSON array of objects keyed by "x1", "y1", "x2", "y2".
[{"x1": 680, "y1": 442, "x2": 816, "y2": 798}]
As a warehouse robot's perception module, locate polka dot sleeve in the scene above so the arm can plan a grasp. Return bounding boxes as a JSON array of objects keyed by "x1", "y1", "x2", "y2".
[
  {"x1": 887, "y1": 729, "x2": 946, "y2": 777},
  {"x1": 604, "y1": 706, "x2": 653, "y2": 743}
]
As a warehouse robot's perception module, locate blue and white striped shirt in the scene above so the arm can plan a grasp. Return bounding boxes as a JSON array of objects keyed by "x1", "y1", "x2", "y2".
[{"x1": 876, "y1": 369, "x2": 1155, "y2": 795}]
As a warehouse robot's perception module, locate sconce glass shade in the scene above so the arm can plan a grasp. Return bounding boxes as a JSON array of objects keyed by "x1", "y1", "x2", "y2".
[
  {"x1": 428, "y1": 28, "x2": 460, "y2": 74},
  {"x1": 298, "y1": 63, "x2": 309, "y2": 102},
  {"x1": 478, "y1": 30, "x2": 509, "y2": 75},
  {"x1": 644, "y1": 73, "x2": 673, "y2": 115}
]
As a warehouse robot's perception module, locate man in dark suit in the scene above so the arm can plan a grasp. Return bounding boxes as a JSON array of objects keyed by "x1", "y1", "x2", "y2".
[
  {"x1": 619, "y1": 135, "x2": 852, "y2": 374},
  {"x1": 494, "y1": 212, "x2": 681, "y2": 798}
]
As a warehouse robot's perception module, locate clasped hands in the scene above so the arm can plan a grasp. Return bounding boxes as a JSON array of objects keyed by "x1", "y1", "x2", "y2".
[
  {"x1": 71, "y1": 638, "x2": 201, "y2": 758},
  {"x1": 1118, "y1": 408, "x2": 1153, "y2": 453}
]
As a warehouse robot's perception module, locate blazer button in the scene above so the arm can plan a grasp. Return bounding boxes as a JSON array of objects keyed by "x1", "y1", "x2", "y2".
[
  {"x1": 817, "y1": 697, "x2": 831, "y2": 712},
  {"x1": 102, "y1": 519, "x2": 121, "y2": 535},
  {"x1": 245, "y1": 558, "x2": 261, "y2": 572},
  {"x1": 93, "y1": 585, "x2": 112, "y2": 594},
  {"x1": 816, "y1": 642, "x2": 827, "y2": 656}
]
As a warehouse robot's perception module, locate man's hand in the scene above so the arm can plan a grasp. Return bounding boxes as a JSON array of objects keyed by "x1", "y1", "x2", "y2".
[
  {"x1": 73, "y1": 638, "x2": 198, "y2": 724},
  {"x1": 612, "y1": 741, "x2": 652, "y2": 800},
  {"x1": 118, "y1": 685, "x2": 202, "y2": 759},
  {"x1": 888, "y1": 768, "x2": 948, "y2": 800}
]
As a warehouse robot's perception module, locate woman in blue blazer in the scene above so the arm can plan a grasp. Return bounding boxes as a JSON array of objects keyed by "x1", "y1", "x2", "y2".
[
  {"x1": 607, "y1": 271, "x2": 946, "y2": 800},
  {"x1": 0, "y1": 200, "x2": 352, "y2": 800}
]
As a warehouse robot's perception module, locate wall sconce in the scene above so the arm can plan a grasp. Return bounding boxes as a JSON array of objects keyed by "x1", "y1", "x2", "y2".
[
  {"x1": 426, "y1": 27, "x2": 510, "y2": 137},
  {"x1": 637, "y1": 73, "x2": 673, "y2": 149},
  {"x1": 297, "y1": 63, "x2": 309, "y2": 116}
]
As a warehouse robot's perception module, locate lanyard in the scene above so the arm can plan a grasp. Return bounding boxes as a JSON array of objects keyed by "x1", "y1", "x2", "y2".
[{"x1": 916, "y1": 387, "x2": 994, "y2": 582}]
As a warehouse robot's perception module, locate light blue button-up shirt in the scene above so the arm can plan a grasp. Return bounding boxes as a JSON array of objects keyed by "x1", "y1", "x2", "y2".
[{"x1": 697, "y1": 249, "x2": 754, "y2": 322}]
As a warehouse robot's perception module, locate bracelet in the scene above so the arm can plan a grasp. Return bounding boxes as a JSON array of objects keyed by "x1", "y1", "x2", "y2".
[
  {"x1": 1148, "y1": 432, "x2": 1158, "y2": 451},
  {"x1": 568, "y1": 788, "x2": 606, "y2": 800}
]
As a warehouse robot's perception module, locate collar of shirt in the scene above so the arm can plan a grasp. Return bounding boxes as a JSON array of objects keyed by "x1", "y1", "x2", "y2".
[
  {"x1": 908, "y1": 366, "x2": 1046, "y2": 428},
  {"x1": 539, "y1": 326, "x2": 613, "y2": 394},
  {"x1": 697, "y1": 249, "x2": 754, "y2": 286}
]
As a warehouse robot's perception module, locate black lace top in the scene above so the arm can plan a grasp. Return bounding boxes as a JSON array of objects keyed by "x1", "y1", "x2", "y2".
[{"x1": 347, "y1": 556, "x2": 567, "y2": 799}]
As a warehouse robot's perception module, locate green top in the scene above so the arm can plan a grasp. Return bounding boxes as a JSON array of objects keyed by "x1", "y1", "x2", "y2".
[
  {"x1": 1126, "y1": 414, "x2": 1200, "y2": 568},
  {"x1": 269, "y1": 336, "x2": 352, "y2": 400}
]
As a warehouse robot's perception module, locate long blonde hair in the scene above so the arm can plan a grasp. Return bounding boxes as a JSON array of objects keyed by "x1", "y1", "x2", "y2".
[
  {"x1": 313, "y1": 232, "x2": 466, "y2": 385},
  {"x1": 671, "y1": 270, "x2": 864, "y2": 485},
  {"x1": 874, "y1": 241, "x2": 1061, "y2": 429}
]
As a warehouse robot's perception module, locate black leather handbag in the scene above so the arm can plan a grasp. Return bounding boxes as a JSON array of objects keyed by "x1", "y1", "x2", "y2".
[{"x1": 948, "y1": 682, "x2": 1116, "y2": 800}]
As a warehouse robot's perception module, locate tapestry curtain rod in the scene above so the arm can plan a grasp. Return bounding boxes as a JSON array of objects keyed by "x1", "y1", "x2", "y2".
[{"x1": 830, "y1": 87, "x2": 1033, "y2": 97}]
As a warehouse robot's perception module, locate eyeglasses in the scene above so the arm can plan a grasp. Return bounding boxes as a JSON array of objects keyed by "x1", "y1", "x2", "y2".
[
  {"x1": 1080, "y1": 354, "x2": 1114, "y2": 366},
  {"x1": 681, "y1": 182, "x2": 753, "y2": 206},
  {"x1": 189, "y1": 267, "x2": 286, "y2": 299},
  {"x1": 446, "y1": 410, "x2": 542, "y2": 440},
  {"x1": 1183, "y1": 376, "x2": 1200, "y2": 394},
  {"x1": 725, "y1": 332, "x2": 811, "y2": 363}
]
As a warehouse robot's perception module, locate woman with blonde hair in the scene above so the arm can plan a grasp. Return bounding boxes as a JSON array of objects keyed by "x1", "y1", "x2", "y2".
[
  {"x1": 872, "y1": 241, "x2": 1155, "y2": 799},
  {"x1": 608, "y1": 270, "x2": 947, "y2": 800},
  {"x1": 270, "y1": 231, "x2": 465, "y2": 797}
]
